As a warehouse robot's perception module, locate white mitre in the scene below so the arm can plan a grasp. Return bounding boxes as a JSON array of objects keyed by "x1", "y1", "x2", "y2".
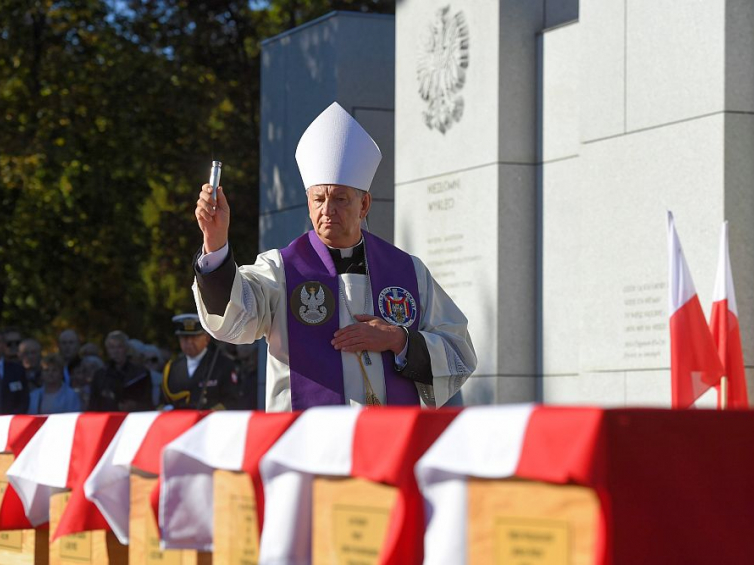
[{"x1": 295, "y1": 102, "x2": 382, "y2": 192}]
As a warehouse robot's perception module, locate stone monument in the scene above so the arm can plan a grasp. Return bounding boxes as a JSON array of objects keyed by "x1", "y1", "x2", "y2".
[
  {"x1": 394, "y1": 1, "x2": 579, "y2": 404},
  {"x1": 396, "y1": 0, "x2": 754, "y2": 406},
  {"x1": 538, "y1": 0, "x2": 754, "y2": 407}
]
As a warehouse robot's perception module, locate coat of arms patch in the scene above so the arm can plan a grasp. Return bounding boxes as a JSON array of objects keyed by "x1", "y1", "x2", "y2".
[{"x1": 378, "y1": 287, "x2": 418, "y2": 327}]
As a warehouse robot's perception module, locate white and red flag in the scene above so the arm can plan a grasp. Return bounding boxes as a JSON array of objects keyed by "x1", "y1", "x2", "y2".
[
  {"x1": 415, "y1": 405, "x2": 606, "y2": 565},
  {"x1": 6, "y1": 412, "x2": 126, "y2": 538},
  {"x1": 258, "y1": 406, "x2": 458, "y2": 565},
  {"x1": 158, "y1": 410, "x2": 299, "y2": 551},
  {"x1": 0, "y1": 415, "x2": 46, "y2": 530},
  {"x1": 710, "y1": 221, "x2": 749, "y2": 408},
  {"x1": 667, "y1": 211, "x2": 724, "y2": 408},
  {"x1": 84, "y1": 410, "x2": 206, "y2": 544}
]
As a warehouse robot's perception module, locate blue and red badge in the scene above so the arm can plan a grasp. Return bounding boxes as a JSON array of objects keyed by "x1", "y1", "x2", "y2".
[{"x1": 378, "y1": 286, "x2": 417, "y2": 327}]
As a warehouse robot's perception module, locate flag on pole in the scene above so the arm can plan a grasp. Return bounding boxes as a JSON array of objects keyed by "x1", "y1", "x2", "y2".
[
  {"x1": 667, "y1": 211, "x2": 724, "y2": 408},
  {"x1": 710, "y1": 221, "x2": 749, "y2": 409}
]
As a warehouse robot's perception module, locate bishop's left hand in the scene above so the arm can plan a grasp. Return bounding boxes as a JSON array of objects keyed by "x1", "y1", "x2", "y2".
[{"x1": 332, "y1": 315, "x2": 407, "y2": 355}]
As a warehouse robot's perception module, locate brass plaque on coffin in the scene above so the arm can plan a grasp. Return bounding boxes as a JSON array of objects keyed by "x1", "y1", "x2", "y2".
[
  {"x1": 467, "y1": 479, "x2": 599, "y2": 565},
  {"x1": 332, "y1": 505, "x2": 392, "y2": 564},
  {"x1": 495, "y1": 518, "x2": 569, "y2": 564},
  {"x1": 60, "y1": 533, "x2": 92, "y2": 562},
  {"x1": 0, "y1": 528, "x2": 25, "y2": 552},
  {"x1": 213, "y1": 469, "x2": 259, "y2": 564},
  {"x1": 312, "y1": 476, "x2": 397, "y2": 565}
]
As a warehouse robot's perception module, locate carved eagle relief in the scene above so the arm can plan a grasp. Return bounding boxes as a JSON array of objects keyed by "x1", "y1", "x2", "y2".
[{"x1": 416, "y1": 5, "x2": 470, "y2": 134}]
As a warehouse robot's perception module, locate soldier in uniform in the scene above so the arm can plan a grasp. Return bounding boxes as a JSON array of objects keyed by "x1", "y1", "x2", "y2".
[{"x1": 162, "y1": 313, "x2": 241, "y2": 409}]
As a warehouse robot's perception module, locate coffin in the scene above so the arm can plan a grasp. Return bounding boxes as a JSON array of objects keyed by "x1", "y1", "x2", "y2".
[{"x1": 311, "y1": 476, "x2": 398, "y2": 565}]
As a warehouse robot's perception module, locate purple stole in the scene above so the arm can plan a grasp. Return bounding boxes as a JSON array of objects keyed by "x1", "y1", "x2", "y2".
[{"x1": 280, "y1": 230, "x2": 421, "y2": 409}]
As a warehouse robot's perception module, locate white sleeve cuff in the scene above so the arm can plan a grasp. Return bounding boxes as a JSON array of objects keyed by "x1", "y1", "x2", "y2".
[
  {"x1": 197, "y1": 243, "x2": 229, "y2": 273},
  {"x1": 394, "y1": 328, "x2": 409, "y2": 369}
]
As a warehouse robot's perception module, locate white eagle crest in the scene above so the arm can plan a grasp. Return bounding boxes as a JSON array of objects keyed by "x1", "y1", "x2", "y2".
[
  {"x1": 416, "y1": 5, "x2": 470, "y2": 134},
  {"x1": 300, "y1": 284, "x2": 327, "y2": 324}
]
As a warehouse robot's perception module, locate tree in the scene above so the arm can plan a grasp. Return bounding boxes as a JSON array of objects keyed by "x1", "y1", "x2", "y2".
[{"x1": 0, "y1": 0, "x2": 394, "y2": 350}]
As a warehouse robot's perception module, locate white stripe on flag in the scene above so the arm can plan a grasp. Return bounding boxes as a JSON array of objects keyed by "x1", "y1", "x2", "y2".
[
  {"x1": 667, "y1": 211, "x2": 697, "y2": 316},
  {"x1": 0, "y1": 415, "x2": 14, "y2": 453},
  {"x1": 7, "y1": 413, "x2": 79, "y2": 526},
  {"x1": 160, "y1": 411, "x2": 252, "y2": 551},
  {"x1": 84, "y1": 411, "x2": 161, "y2": 544},
  {"x1": 416, "y1": 404, "x2": 535, "y2": 565},
  {"x1": 259, "y1": 406, "x2": 361, "y2": 565}
]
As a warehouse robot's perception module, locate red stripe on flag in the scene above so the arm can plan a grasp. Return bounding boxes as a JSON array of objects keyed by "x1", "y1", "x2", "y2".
[
  {"x1": 52, "y1": 413, "x2": 126, "y2": 540},
  {"x1": 710, "y1": 299, "x2": 749, "y2": 409},
  {"x1": 241, "y1": 412, "x2": 301, "y2": 536},
  {"x1": 670, "y1": 294, "x2": 724, "y2": 408},
  {"x1": 133, "y1": 411, "x2": 207, "y2": 475},
  {"x1": 0, "y1": 415, "x2": 47, "y2": 530},
  {"x1": 351, "y1": 407, "x2": 459, "y2": 565},
  {"x1": 132, "y1": 410, "x2": 209, "y2": 532},
  {"x1": 515, "y1": 407, "x2": 610, "y2": 565}
]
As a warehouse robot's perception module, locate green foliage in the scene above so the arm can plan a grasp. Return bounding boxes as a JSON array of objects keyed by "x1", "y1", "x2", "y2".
[{"x1": 0, "y1": 0, "x2": 393, "y2": 351}]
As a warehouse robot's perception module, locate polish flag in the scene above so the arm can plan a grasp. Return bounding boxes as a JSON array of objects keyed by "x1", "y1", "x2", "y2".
[
  {"x1": 159, "y1": 410, "x2": 299, "y2": 551},
  {"x1": 0, "y1": 415, "x2": 47, "y2": 529},
  {"x1": 416, "y1": 405, "x2": 754, "y2": 565},
  {"x1": 710, "y1": 222, "x2": 749, "y2": 408},
  {"x1": 84, "y1": 410, "x2": 206, "y2": 544},
  {"x1": 6, "y1": 412, "x2": 126, "y2": 539},
  {"x1": 667, "y1": 211, "x2": 724, "y2": 408},
  {"x1": 416, "y1": 405, "x2": 606, "y2": 565},
  {"x1": 259, "y1": 406, "x2": 459, "y2": 565}
]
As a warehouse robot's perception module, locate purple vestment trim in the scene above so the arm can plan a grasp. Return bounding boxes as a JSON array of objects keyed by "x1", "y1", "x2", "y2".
[{"x1": 281, "y1": 230, "x2": 421, "y2": 409}]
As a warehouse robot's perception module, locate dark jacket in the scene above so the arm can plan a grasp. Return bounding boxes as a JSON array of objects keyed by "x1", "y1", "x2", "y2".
[
  {"x1": 0, "y1": 359, "x2": 29, "y2": 414},
  {"x1": 89, "y1": 360, "x2": 153, "y2": 412},
  {"x1": 162, "y1": 345, "x2": 241, "y2": 410}
]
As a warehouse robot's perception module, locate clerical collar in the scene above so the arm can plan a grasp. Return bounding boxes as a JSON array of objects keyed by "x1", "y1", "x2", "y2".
[{"x1": 326, "y1": 237, "x2": 363, "y2": 259}]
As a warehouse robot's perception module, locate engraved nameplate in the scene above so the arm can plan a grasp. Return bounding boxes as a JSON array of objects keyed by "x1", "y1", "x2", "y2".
[
  {"x1": 495, "y1": 518, "x2": 569, "y2": 565},
  {"x1": 332, "y1": 504, "x2": 391, "y2": 565}
]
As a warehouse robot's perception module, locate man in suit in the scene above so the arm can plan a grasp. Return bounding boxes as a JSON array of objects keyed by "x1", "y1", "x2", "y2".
[
  {"x1": 0, "y1": 330, "x2": 29, "y2": 414},
  {"x1": 162, "y1": 314, "x2": 241, "y2": 410},
  {"x1": 89, "y1": 330, "x2": 153, "y2": 412}
]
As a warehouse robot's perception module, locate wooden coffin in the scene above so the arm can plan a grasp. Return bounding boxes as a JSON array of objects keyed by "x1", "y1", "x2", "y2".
[
  {"x1": 467, "y1": 478, "x2": 600, "y2": 565},
  {"x1": 212, "y1": 470, "x2": 259, "y2": 565},
  {"x1": 0, "y1": 452, "x2": 48, "y2": 565},
  {"x1": 49, "y1": 490, "x2": 127, "y2": 565},
  {"x1": 129, "y1": 470, "x2": 211, "y2": 565},
  {"x1": 311, "y1": 476, "x2": 398, "y2": 565}
]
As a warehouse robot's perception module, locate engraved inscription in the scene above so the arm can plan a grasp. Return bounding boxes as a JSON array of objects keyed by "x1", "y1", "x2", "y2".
[
  {"x1": 424, "y1": 177, "x2": 482, "y2": 300},
  {"x1": 333, "y1": 505, "x2": 391, "y2": 565},
  {"x1": 495, "y1": 518, "x2": 569, "y2": 564},
  {"x1": 60, "y1": 532, "x2": 92, "y2": 561},
  {"x1": 229, "y1": 493, "x2": 259, "y2": 565},
  {"x1": 622, "y1": 282, "x2": 667, "y2": 361}
]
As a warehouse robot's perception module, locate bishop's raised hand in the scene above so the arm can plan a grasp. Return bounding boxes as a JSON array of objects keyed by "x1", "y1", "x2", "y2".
[{"x1": 195, "y1": 183, "x2": 231, "y2": 252}]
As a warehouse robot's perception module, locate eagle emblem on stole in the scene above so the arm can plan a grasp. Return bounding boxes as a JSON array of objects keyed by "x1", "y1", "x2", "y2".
[{"x1": 299, "y1": 284, "x2": 328, "y2": 325}]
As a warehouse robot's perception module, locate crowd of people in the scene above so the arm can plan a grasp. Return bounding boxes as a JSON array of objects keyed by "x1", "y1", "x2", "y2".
[{"x1": 0, "y1": 316, "x2": 260, "y2": 415}]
